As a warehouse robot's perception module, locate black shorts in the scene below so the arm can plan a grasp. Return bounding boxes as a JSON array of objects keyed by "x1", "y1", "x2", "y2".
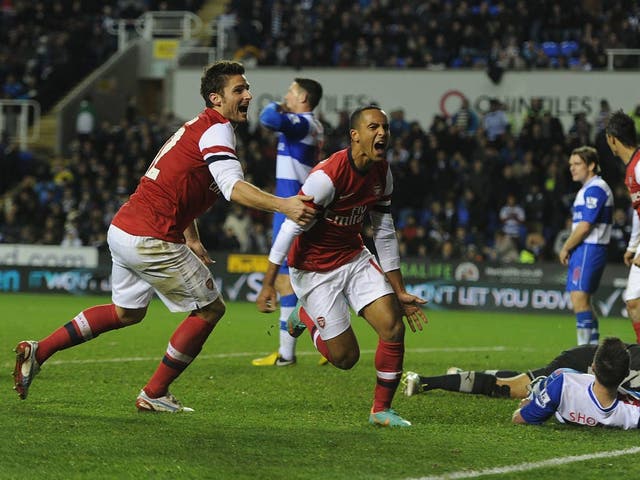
[{"x1": 528, "y1": 344, "x2": 598, "y2": 379}]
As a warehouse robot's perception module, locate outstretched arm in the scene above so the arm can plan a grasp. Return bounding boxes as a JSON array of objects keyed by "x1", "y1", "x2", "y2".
[{"x1": 230, "y1": 180, "x2": 316, "y2": 226}]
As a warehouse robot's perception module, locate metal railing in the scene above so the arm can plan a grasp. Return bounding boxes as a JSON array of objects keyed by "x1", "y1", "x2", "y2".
[
  {"x1": 606, "y1": 48, "x2": 640, "y2": 70},
  {"x1": 106, "y1": 10, "x2": 203, "y2": 51},
  {"x1": 174, "y1": 46, "x2": 217, "y2": 67},
  {"x1": 0, "y1": 100, "x2": 40, "y2": 150}
]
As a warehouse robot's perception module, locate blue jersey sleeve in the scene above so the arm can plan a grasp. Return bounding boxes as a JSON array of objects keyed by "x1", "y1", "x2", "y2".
[
  {"x1": 259, "y1": 102, "x2": 310, "y2": 140},
  {"x1": 580, "y1": 185, "x2": 608, "y2": 224},
  {"x1": 519, "y1": 369, "x2": 565, "y2": 424}
]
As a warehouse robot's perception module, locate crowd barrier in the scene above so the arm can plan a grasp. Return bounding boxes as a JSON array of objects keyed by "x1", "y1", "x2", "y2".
[{"x1": 0, "y1": 251, "x2": 630, "y2": 318}]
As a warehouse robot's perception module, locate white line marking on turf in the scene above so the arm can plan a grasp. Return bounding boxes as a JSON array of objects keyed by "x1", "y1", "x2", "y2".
[
  {"x1": 408, "y1": 447, "x2": 640, "y2": 480},
  {"x1": 4, "y1": 346, "x2": 522, "y2": 367}
]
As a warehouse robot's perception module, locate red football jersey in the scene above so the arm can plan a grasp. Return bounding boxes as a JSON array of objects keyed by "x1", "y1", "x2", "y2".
[
  {"x1": 288, "y1": 148, "x2": 392, "y2": 271},
  {"x1": 112, "y1": 109, "x2": 237, "y2": 242},
  {"x1": 626, "y1": 148, "x2": 640, "y2": 216}
]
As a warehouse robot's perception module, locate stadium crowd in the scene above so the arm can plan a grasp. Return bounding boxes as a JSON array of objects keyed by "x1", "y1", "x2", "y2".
[
  {"x1": 0, "y1": 0, "x2": 203, "y2": 110},
  {"x1": 224, "y1": 0, "x2": 640, "y2": 70},
  {"x1": 2, "y1": 0, "x2": 639, "y2": 104},
  {"x1": 0, "y1": 95, "x2": 636, "y2": 264},
  {"x1": 1, "y1": 0, "x2": 640, "y2": 263}
]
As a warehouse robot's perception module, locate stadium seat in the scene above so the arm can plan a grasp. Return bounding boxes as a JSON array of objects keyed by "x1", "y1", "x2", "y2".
[
  {"x1": 542, "y1": 42, "x2": 560, "y2": 58},
  {"x1": 560, "y1": 40, "x2": 579, "y2": 57},
  {"x1": 568, "y1": 57, "x2": 582, "y2": 68}
]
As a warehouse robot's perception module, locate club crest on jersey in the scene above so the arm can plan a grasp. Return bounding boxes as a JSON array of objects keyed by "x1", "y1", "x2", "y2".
[
  {"x1": 206, "y1": 278, "x2": 214, "y2": 290},
  {"x1": 316, "y1": 316, "x2": 326, "y2": 328},
  {"x1": 373, "y1": 184, "x2": 382, "y2": 197}
]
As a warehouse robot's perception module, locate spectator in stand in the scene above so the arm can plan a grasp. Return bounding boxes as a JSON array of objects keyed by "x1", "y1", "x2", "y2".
[
  {"x1": 482, "y1": 98, "x2": 509, "y2": 148},
  {"x1": 450, "y1": 97, "x2": 478, "y2": 137},
  {"x1": 389, "y1": 108, "x2": 410, "y2": 139},
  {"x1": 222, "y1": 203, "x2": 253, "y2": 253},
  {"x1": 595, "y1": 99, "x2": 612, "y2": 135},
  {"x1": 499, "y1": 193, "x2": 526, "y2": 246},
  {"x1": 567, "y1": 112, "x2": 593, "y2": 150},
  {"x1": 484, "y1": 230, "x2": 520, "y2": 263},
  {"x1": 609, "y1": 207, "x2": 631, "y2": 261}
]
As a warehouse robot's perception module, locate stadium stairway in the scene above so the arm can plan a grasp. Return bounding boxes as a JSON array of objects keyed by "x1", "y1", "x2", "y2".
[
  {"x1": 29, "y1": 114, "x2": 56, "y2": 153},
  {"x1": 194, "y1": 0, "x2": 228, "y2": 47},
  {"x1": 26, "y1": 0, "x2": 226, "y2": 155}
]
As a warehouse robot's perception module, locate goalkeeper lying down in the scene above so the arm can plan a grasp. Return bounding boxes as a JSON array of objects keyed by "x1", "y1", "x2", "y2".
[{"x1": 401, "y1": 343, "x2": 640, "y2": 399}]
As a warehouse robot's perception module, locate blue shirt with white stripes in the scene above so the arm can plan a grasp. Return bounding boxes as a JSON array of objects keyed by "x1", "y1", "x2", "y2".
[{"x1": 571, "y1": 175, "x2": 613, "y2": 245}]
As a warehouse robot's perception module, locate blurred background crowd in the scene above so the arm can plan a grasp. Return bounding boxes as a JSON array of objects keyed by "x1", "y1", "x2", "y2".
[{"x1": 1, "y1": 0, "x2": 639, "y2": 264}]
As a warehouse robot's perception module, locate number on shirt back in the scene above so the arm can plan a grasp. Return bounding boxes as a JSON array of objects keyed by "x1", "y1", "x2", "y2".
[{"x1": 144, "y1": 117, "x2": 198, "y2": 180}]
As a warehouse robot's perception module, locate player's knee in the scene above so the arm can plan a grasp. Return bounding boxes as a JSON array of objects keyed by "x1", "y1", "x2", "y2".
[
  {"x1": 117, "y1": 306, "x2": 146, "y2": 325},
  {"x1": 331, "y1": 350, "x2": 359, "y2": 370},
  {"x1": 333, "y1": 355, "x2": 359, "y2": 370},
  {"x1": 380, "y1": 318, "x2": 405, "y2": 342},
  {"x1": 198, "y1": 297, "x2": 226, "y2": 324},
  {"x1": 627, "y1": 299, "x2": 640, "y2": 319}
]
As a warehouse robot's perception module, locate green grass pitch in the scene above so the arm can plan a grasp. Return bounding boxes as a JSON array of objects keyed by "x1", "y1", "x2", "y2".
[{"x1": 1, "y1": 292, "x2": 640, "y2": 479}]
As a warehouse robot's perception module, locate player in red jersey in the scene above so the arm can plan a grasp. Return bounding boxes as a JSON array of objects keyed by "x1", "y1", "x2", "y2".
[
  {"x1": 12, "y1": 60, "x2": 316, "y2": 412},
  {"x1": 256, "y1": 105, "x2": 427, "y2": 427},
  {"x1": 605, "y1": 110, "x2": 640, "y2": 343}
]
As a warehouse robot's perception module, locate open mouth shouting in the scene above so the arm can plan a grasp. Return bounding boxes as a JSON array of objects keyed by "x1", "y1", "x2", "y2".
[{"x1": 373, "y1": 139, "x2": 387, "y2": 157}]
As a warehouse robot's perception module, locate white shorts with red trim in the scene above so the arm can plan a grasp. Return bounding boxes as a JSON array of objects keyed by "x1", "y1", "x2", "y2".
[
  {"x1": 624, "y1": 252, "x2": 640, "y2": 302},
  {"x1": 108, "y1": 224, "x2": 220, "y2": 312},
  {"x1": 289, "y1": 248, "x2": 394, "y2": 340}
]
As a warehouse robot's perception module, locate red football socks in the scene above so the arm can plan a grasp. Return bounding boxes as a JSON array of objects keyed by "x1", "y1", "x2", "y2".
[
  {"x1": 372, "y1": 339, "x2": 404, "y2": 412},
  {"x1": 143, "y1": 314, "x2": 215, "y2": 398},
  {"x1": 633, "y1": 322, "x2": 640, "y2": 344},
  {"x1": 36, "y1": 304, "x2": 121, "y2": 364}
]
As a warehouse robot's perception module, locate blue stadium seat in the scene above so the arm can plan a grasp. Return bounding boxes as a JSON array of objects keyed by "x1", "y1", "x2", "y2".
[
  {"x1": 450, "y1": 57, "x2": 464, "y2": 68},
  {"x1": 560, "y1": 40, "x2": 579, "y2": 57},
  {"x1": 542, "y1": 41, "x2": 560, "y2": 58},
  {"x1": 568, "y1": 57, "x2": 581, "y2": 68}
]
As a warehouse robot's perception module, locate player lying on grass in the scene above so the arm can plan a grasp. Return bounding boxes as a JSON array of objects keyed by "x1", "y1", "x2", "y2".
[
  {"x1": 512, "y1": 337, "x2": 640, "y2": 428},
  {"x1": 401, "y1": 343, "x2": 640, "y2": 399}
]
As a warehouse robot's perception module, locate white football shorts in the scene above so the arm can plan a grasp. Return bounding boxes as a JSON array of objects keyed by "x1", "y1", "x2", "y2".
[
  {"x1": 107, "y1": 224, "x2": 220, "y2": 312},
  {"x1": 289, "y1": 248, "x2": 394, "y2": 340},
  {"x1": 624, "y1": 251, "x2": 640, "y2": 302}
]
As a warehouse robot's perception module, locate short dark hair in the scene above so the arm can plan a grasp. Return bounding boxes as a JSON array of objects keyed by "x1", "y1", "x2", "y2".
[
  {"x1": 295, "y1": 78, "x2": 323, "y2": 110},
  {"x1": 350, "y1": 105, "x2": 384, "y2": 129},
  {"x1": 605, "y1": 109, "x2": 637, "y2": 148},
  {"x1": 593, "y1": 337, "x2": 630, "y2": 389},
  {"x1": 200, "y1": 60, "x2": 245, "y2": 107},
  {"x1": 571, "y1": 145, "x2": 601, "y2": 174}
]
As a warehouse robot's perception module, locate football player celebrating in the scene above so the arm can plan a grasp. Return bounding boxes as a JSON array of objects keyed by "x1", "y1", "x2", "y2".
[
  {"x1": 605, "y1": 110, "x2": 640, "y2": 343},
  {"x1": 13, "y1": 60, "x2": 315, "y2": 412},
  {"x1": 257, "y1": 105, "x2": 427, "y2": 427}
]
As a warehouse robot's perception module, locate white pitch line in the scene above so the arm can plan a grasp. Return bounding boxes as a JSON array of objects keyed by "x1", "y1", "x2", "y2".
[
  {"x1": 3, "y1": 346, "x2": 520, "y2": 367},
  {"x1": 408, "y1": 446, "x2": 640, "y2": 480}
]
